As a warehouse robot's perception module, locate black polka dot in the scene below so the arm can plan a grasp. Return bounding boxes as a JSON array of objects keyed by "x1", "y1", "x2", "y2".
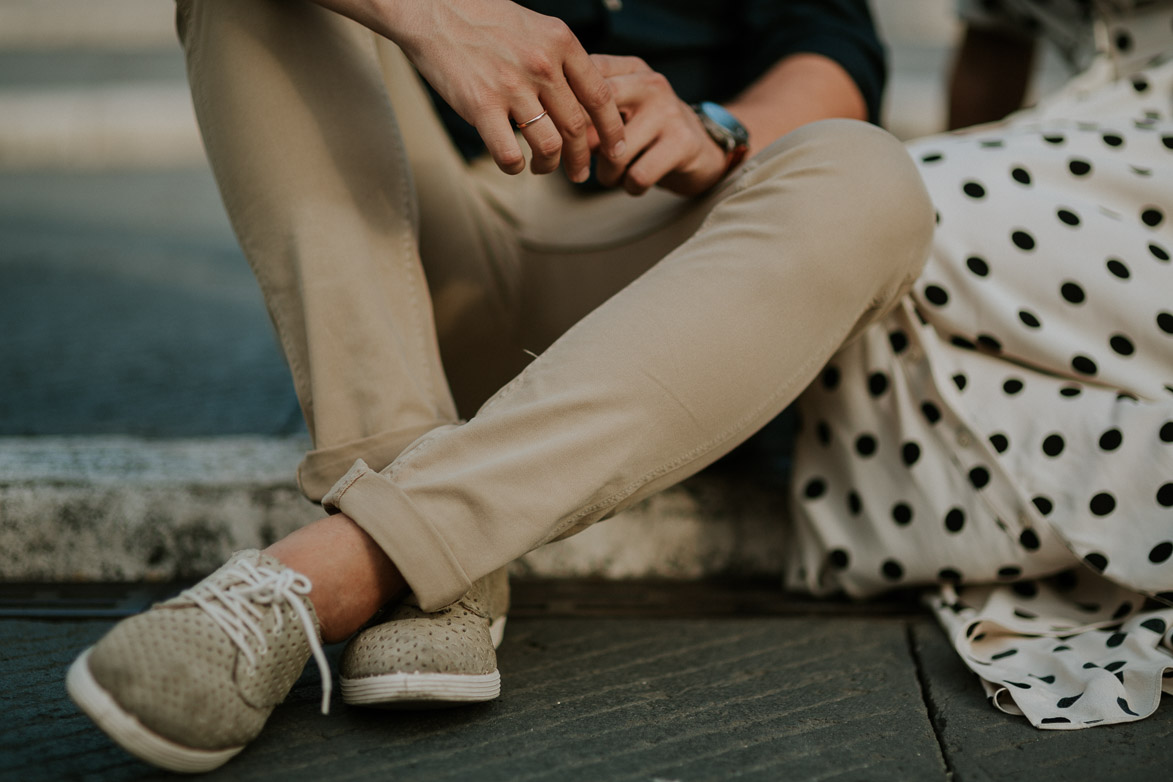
[
  {"x1": 1061, "y1": 282, "x2": 1086, "y2": 304},
  {"x1": 1085, "y1": 552, "x2": 1109, "y2": 572},
  {"x1": 1054, "y1": 570, "x2": 1078, "y2": 591},
  {"x1": 921, "y1": 152, "x2": 943, "y2": 164},
  {"x1": 892, "y1": 503, "x2": 913, "y2": 526},
  {"x1": 1110, "y1": 334, "x2": 1135, "y2": 356},
  {"x1": 1011, "y1": 167, "x2": 1031, "y2": 185},
  {"x1": 821, "y1": 365, "x2": 840, "y2": 390},
  {"x1": 1003, "y1": 378, "x2": 1024, "y2": 395},
  {"x1": 938, "y1": 568, "x2": 962, "y2": 583},
  {"x1": 1106, "y1": 258, "x2": 1130, "y2": 279},
  {"x1": 1159, "y1": 483, "x2": 1173, "y2": 507},
  {"x1": 1151, "y1": 243, "x2": 1171, "y2": 262},
  {"x1": 963, "y1": 181, "x2": 987, "y2": 199},
  {"x1": 1033, "y1": 495, "x2": 1054, "y2": 516},
  {"x1": 1112, "y1": 602, "x2": 1133, "y2": 621},
  {"x1": 1142, "y1": 208, "x2": 1164, "y2": 227},
  {"x1": 1072, "y1": 355, "x2": 1098, "y2": 375},
  {"x1": 969, "y1": 466, "x2": 990, "y2": 489},
  {"x1": 1042, "y1": 434, "x2": 1065, "y2": 457},
  {"x1": 1161, "y1": 421, "x2": 1173, "y2": 442},
  {"x1": 901, "y1": 441, "x2": 921, "y2": 466},
  {"x1": 889, "y1": 330, "x2": 909, "y2": 354},
  {"x1": 998, "y1": 565, "x2": 1023, "y2": 580},
  {"x1": 1046, "y1": 135, "x2": 1066, "y2": 146},
  {"x1": 804, "y1": 478, "x2": 827, "y2": 499},
  {"x1": 855, "y1": 434, "x2": 877, "y2": 457},
  {"x1": 944, "y1": 508, "x2": 966, "y2": 533},
  {"x1": 1102, "y1": 133, "x2": 1124, "y2": 148},
  {"x1": 868, "y1": 372, "x2": 889, "y2": 397},
  {"x1": 1057, "y1": 208, "x2": 1081, "y2": 226},
  {"x1": 921, "y1": 401, "x2": 941, "y2": 424},
  {"x1": 882, "y1": 560, "x2": 904, "y2": 581},
  {"x1": 1158, "y1": 312, "x2": 1173, "y2": 334},
  {"x1": 1057, "y1": 693, "x2": 1083, "y2": 708},
  {"x1": 1141, "y1": 618, "x2": 1167, "y2": 634},
  {"x1": 847, "y1": 491, "x2": 862, "y2": 516},
  {"x1": 990, "y1": 433, "x2": 1010, "y2": 453},
  {"x1": 1090, "y1": 492, "x2": 1117, "y2": 516},
  {"x1": 951, "y1": 335, "x2": 976, "y2": 351},
  {"x1": 1132, "y1": 76, "x2": 1150, "y2": 93},
  {"x1": 952, "y1": 373, "x2": 968, "y2": 391},
  {"x1": 1012, "y1": 230, "x2": 1036, "y2": 251},
  {"x1": 1115, "y1": 30, "x2": 1133, "y2": 51},
  {"x1": 1019, "y1": 529, "x2": 1041, "y2": 550},
  {"x1": 1018, "y1": 309, "x2": 1042, "y2": 328},
  {"x1": 1150, "y1": 542, "x2": 1173, "y2": 564},
  {"x1": 1012, "y1": 581, "x2": 1039, "y2": 598},
  {"x1": 977, "y1": 334, "x2": 1003, "y2": 352},
  {"x1": 924, "y1": 285, "x2": 949, "y2": 306},
  {"x1": 1099, "y1": 429, "x2": 1123, "y2": 451},
  {"x1": 1068, "y1": 158, "x2": 1092, "y2": 176},
  {"x1": 1106, "y1": 632, "x2": 1127, "y2": 648},
  {"x1": 1060, "y1": 385, "x2": 1082, "y2": 397},
  {"x1": 966, "y1": 256, "x2": 990, "y2": 276},
  {"x1": 827, "y1": 548, "x2": 850, "y2": 570},
  {"x1": 816, "y1": 420, "x2": 832, "y2": 446}
]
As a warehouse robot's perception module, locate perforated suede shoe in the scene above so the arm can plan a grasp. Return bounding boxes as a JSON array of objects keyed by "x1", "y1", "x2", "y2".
[
  {"x1": 340, "y1": 567, "x2": 509, "y2": 708},
  {"x1": 66, "y1": 550, "x2": 331, "y2": 773}
]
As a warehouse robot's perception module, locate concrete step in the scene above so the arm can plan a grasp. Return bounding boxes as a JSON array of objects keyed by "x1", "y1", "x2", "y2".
[{"x1": 0, "y1": 436, "x2": 788, "y2": 582}]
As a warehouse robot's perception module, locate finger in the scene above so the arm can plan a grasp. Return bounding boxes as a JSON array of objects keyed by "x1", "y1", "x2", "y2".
[
  {"x1": 589, "y1": 53, "x2": 654, "y2": 79},
  {"x1": 514, "y1": 109, "x2": 563, "y2": 175},
  {"x1": 564, "y1": 49, "x2": 627, "y2": 160},
  {"x1": 593, "y1": 107, "x2": 658, "y2": 188},
  {"x1": 537, "y1": 84, "x2": 593, "y2": 182},
  {"x1": 477, "y1": 110, "x2": 527, "y2": 175},
  {"x1": 622, "y1": 138, "x2": 679, "y2": 195}
]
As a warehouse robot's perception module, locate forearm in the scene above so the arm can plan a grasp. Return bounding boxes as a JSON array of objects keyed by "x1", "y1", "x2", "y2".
[{"x1": 726, "y1": 53, "x2": 868, "y2": 158}]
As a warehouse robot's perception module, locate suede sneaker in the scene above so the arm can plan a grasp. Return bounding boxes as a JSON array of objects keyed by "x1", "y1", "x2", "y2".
[
  {"x1": 66, "y1": 550, "x2": 331, "y2": 773},
  {"x1": 340, "y1": 567, "x2": 508, "y2": 708}
]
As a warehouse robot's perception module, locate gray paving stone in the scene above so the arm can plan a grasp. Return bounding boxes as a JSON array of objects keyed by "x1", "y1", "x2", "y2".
[
  {"x1": 2, "y1": 617, "x2": 947, "y2": 782},
  {"x1": 911, "y1": 622, "x2": 1173, "y2": 782}
]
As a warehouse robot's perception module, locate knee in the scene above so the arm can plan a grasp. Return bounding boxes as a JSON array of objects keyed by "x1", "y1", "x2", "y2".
[{"x1": 751, "y1": 119, "x2": 935, "y2": 299}]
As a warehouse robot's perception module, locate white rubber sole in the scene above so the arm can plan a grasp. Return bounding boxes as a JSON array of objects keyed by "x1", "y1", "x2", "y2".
[
  {"x1": 341, "y1": 615, "x2": 507, "y2": 709},
  {"x1": 66, "y1": 648, "x2": 244, "y2": 774}
]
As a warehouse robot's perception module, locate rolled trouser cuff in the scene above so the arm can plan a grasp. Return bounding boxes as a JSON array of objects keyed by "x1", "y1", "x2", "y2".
[
  {"x1": 322, "y1": 460, "x2": 472, "y2": 611},
  {"x1": 297, "y1": 422, "x2": 450, "y2": 502}
]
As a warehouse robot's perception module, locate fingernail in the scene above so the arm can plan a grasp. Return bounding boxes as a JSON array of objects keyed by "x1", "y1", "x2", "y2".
[
  {"x1": 611, "y1": 140, "x2": 626, "y2": 158},
  {"x1": 573, "y1": 167, "x2": 590, "y2": 183}
]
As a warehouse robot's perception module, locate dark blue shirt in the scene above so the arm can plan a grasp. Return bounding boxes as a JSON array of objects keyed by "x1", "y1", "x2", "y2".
[{"x1": 433, "y1": 0, "x2": 886, "y2": 159}]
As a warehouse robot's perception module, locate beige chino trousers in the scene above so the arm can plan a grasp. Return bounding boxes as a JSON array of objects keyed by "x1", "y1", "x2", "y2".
[{"x1": 178, "y1": 0, "x2": 933, "y2": 611}]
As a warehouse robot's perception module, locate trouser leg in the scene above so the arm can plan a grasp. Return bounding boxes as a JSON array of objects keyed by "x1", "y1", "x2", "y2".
[
  {"x1": 325, "y1": 120, "x2": 936, "y2": 609},
  {"x1": 177, "y1": 0, "x2": 519, "y2": 499}
]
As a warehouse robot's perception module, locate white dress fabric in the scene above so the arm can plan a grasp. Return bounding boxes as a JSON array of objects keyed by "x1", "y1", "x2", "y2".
[{"x1": 786, "y1": 0, "x2": 1173, "y2": 728}]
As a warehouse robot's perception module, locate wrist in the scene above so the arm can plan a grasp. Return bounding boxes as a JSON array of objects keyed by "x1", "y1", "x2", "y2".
[{"x1": 693, "y1": 101, "x2": 749, "y2": 176}]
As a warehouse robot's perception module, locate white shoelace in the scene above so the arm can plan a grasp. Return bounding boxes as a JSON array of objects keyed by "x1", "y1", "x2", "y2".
[{"x1": 181, "y1": 558, "x2": 333, "y2": 714}]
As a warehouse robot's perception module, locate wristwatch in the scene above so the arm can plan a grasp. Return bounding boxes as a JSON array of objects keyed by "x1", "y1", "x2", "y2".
[{"x1": 693, "y1": 101, "x2": 750, "y2": 175}]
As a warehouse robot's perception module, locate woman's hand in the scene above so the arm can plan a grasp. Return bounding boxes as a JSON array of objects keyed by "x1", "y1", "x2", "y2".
[
  {"x1": 590, "y1": 55, "x2": 728, "y2": 197},
  {"x1": 315, "y1": 0, "x2": 627, "y2": 182}
]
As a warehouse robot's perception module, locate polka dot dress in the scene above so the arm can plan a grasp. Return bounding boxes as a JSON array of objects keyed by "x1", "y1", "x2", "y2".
[{"x1": 786, "y1": 2, "x2": 1173, "y2": 729}]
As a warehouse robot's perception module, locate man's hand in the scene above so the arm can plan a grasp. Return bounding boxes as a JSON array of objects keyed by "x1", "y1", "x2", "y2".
[
  {"x1": 590, "y1": 55, "x2": 729, "y2": 197},
  {"x1": 314, "y1": 0, "x2": 626, "y2": 182}
]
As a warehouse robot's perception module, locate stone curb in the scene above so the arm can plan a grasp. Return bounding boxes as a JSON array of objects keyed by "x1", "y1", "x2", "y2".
[{"x1": 0, "y1": 436, "x2": 788, "y2": 582}]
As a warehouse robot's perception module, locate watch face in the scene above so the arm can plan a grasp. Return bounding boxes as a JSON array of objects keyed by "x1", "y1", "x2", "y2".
[{"x1": 697, "y1": 101, "x2": 749, "y2": 147}]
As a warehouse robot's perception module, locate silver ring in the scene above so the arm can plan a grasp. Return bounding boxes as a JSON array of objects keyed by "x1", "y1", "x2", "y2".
[{"x1": 514, "y1": 110, "x2": 548, "y2": 129}]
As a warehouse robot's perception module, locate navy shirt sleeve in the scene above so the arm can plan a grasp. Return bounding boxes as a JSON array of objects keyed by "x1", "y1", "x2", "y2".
[{"x1": 739, "y1": 0, "x2": 887, "y2": 125}]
